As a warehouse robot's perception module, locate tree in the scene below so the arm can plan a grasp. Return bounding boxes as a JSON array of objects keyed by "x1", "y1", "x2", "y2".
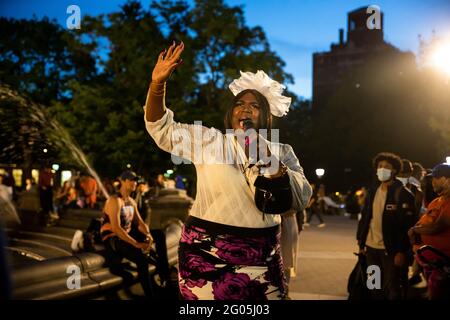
[
  {"x1": 49, "y1": 1, "x2": 168, "y2": 177},
  {"x1": 152, "y1": 0, "x2": 294, "y2": 129},
  {"x1": 53, "y1": 0, "x2": 296, "y2": 178},
  {"x1": 0, "y1": 17, "x2": 96, "y2": 105},
  {"x1": 1, "y1": 0, "x2": 298, "y2": 182}
]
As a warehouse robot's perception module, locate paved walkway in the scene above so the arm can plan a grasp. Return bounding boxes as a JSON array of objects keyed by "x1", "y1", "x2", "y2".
[
  {"x1": 120, "y1": 214, "x2": 427, "y2": 300},
  {"x1": 288, "y1": 215, "x2": 359, "y2": 300}
]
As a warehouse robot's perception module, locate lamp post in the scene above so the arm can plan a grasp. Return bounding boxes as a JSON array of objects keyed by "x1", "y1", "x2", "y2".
[{"x1": 316, "y1": 168, "x2": 325, "y2": 179}]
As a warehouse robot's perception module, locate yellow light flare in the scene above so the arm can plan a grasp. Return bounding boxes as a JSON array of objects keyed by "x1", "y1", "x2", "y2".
[{"x1": 428, "y1": 40, "x2": 450, "y2": 77}]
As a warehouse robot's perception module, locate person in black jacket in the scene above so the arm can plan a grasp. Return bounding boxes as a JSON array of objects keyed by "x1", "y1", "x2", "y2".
[{"x1": 357, "y1": 152, "x2": 416, "y2": 299}]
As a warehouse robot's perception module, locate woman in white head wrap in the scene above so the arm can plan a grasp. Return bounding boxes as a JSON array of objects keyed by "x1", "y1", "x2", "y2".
[{"x1": 144, "y1": 41, "x2": 312, "y2": 300}]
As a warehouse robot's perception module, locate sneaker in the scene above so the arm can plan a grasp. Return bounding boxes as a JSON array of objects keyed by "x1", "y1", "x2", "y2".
[
  {"x1": 318, "y1": 223, "x2": 326, "y2": 228},
  {"x1": 49, "y1": 211, "x2": 60, "y2": 220},
  {"x1": 71, "y1": 230, "x2": 84, "y2": 252}
]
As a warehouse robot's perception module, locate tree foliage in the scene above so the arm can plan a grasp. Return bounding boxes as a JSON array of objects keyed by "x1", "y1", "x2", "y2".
[
  {"x1": 0, "y1": 0, "x2": 294, "y2": 181},
  {"x1": 1, "y1": 1, "x2": 448, "y2": 190}
]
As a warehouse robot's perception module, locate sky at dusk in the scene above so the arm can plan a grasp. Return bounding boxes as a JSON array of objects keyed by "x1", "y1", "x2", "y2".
[{"x1": 1, "y1": 0, "x2": 450, "y2": 98}]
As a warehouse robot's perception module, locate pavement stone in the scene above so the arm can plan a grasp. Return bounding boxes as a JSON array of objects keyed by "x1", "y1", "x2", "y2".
[{"x1": 288, "y1": 215, "x2": 359, "y2": 299}]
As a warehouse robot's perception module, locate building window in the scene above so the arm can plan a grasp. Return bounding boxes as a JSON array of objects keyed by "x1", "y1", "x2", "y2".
[{"x1": 350, "y1": 20, "x2": 356, "y2": 31}]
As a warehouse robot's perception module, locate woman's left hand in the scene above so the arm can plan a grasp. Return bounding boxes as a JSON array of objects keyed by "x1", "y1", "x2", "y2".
[
  {"x1": 144, "y1": 233, "x2": 153, "y2": 244},
  {"x1": 257, "y1": 159, "x2": 287, "y2": 178},
  {"x1": 269, "y1": 162, "x2": 288, "y2": 178}
]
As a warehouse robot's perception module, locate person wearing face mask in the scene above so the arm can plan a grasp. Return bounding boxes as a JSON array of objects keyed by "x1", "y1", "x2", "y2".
[
  {"x1": 396, "y1": 158, "x2": 421, "y2": 289},
  {"x1": 356, "y1": 152, "x2": 416, "y2": 300},
  {"x1": 407, "y1": 163, "x2": 450, "y2": 299},
  {"x1": 409, "y1": 162, "x2": 425, "y2": 216},
  {"x1": 408, "y1": 164, "x2": 450, "y2": 253},
  {"x1": 397, "y1": 159, "x2": 413, "y2": 190},
  {"x1": 406, "y1": 162, "x2": 427, "y2": 286},
  {"x1": 396, "y1": 158, "x2": 419, "y2": 230}
]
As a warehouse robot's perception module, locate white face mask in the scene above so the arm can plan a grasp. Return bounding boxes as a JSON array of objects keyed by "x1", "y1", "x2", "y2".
[
  {"x1": 377, "y1": 168, "x2": 392, "y2": 182},
  {"x1": 408, "y1": 177, "x2": 420, "y2": 187},
  {"x1": 397, "y1": 177, "x2": 408, "y2": 186}
]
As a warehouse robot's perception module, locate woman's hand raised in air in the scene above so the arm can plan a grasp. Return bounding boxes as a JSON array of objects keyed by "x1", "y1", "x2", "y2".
[{"x1": 152, "y1": 41, "x2": 184, "y2": 84}]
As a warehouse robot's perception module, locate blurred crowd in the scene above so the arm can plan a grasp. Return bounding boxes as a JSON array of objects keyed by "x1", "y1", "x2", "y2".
[{"x1": 0, "y1": 166, "x2": 188, "y2": 228}]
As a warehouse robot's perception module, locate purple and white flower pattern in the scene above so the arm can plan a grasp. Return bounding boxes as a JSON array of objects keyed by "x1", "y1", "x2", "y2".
[{"x1": 178, "y1": 223, "x2": 287, "y2": 300}]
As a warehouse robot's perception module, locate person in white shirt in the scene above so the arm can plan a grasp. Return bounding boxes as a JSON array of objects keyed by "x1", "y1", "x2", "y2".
[{"x1": 144, "y1": 41, "x2": 312, "y2": 300}]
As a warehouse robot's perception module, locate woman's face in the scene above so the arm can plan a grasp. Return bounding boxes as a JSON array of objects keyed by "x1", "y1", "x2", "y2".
[
  {"x1": 231, "y1": 92, "x2": 261, "y2": 130},
  {"x1": 122, "y1": 179, "x2": 137, "y2": 193}
]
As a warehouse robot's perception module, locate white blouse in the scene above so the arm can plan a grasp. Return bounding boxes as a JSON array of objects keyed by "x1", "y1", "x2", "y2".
[{"x1": 144, "y1": 107, "x2": 312, "y2": 228}]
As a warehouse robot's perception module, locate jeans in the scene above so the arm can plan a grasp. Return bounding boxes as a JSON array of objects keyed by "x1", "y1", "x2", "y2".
[
  {"x1": 104, "y1": 234, "x2": 155, "y2": 298},
  {"x1": 307, "y1": 206, "x2": 324, "y2": 224}
]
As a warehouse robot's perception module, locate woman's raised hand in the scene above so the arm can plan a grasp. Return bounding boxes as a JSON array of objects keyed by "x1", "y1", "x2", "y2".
[{"x1": 152, "y1": 41, "x2": 184, "y2": 84}]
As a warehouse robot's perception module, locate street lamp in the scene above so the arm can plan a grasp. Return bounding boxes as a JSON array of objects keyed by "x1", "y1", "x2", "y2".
[{"x1": 316, "y1": 168, "x2": 325, "y2": 179}]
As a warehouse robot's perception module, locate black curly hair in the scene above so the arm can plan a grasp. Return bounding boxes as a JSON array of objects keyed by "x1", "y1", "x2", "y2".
[
  {"x1": 372, "y1": 152, "x2": 403, "y2": 176},
  {"x1": 400, "y1": 159, "x2": 413, "y2": 175}
]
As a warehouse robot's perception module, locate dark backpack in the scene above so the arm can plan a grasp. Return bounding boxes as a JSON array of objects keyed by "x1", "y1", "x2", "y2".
[{"x1": 348, "y1": 253, "x2": 370, "y2": 300}]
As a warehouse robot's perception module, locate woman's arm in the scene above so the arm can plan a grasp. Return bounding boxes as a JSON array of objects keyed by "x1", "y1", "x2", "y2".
[
  {"x1": 412, "y1": 221, "x2": 445, "y2": 235},
  {"x1": 412, "y1": 211, "x2": 450, "y2": 235},
  {"x1": 145, "y1": 41, "x2": 184, "y2": 122},
  {"x1": 65, "y1": 188, "x2": 77, "y2": 205},
  {"x1": 144, "y1": 42, "x2": 221, "y2": 163},
  {"x1": 105, "y1": 197, "x2": 144, "y2": 249},
  {"x1": 131, "y1": 200, "x2": 152, "y2": 241},
  {"x1": 281, "y1": 144, "x2": 312, "y2": 211}
]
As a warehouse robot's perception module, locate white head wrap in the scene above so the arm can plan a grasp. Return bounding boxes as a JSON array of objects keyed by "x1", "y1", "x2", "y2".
[{"x1": 228, "y1": 70, "x2": 291, "y2": 117}]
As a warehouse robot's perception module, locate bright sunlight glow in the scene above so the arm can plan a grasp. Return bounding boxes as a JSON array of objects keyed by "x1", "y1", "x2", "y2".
[{"x1": 429, "y1": 40, "x2": 450, "y2": 77}]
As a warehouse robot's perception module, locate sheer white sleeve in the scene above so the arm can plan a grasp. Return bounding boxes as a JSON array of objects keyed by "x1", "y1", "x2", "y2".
[
  {"x1": 143, "y1": 107, "x2": 222, "y2": 164},
  {"x1": 281, "y1": 144, "x2": 312, "y2": 212}
]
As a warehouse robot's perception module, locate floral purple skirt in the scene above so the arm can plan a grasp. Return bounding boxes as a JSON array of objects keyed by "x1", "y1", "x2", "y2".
[{"x1": 178, "y1": 216, "x2": 287, "y2": 300}]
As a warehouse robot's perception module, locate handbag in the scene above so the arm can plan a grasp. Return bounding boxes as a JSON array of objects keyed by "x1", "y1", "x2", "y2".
[
  {"x1": 347, "y1": 253, "x2": 370, "y2": 300},
  {"x1": 253, "y1": 173, "x2": 293, "y2": 214},
  {"x1": 232, "y1": 136, "x2": 292, "y2": 215}
]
